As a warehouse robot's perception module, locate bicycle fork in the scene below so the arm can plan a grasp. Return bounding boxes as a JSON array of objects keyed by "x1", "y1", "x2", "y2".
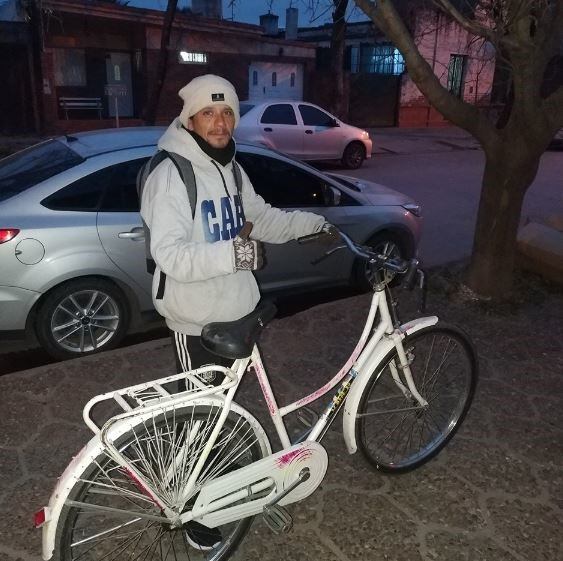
[{"x1": 389, "y1": 331, "x2": 428, "y2": 407}]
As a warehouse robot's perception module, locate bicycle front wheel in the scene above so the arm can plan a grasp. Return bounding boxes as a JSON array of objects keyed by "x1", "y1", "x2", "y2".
[
  {"x1": 356, "y1": 324, "x2": 477, "y2": 473},
  {"x1": 53, "y1": 403, "x2": 268, "y2": 561}
]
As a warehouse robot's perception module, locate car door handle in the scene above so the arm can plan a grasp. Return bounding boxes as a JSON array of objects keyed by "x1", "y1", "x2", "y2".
[
  {"x1": 118, "y1": 228, "x2": 145, "y2": 241},
  {"x1": 264, "y1": 127, "x2": 273, "y2": 132},
  {"x1": 305, "y1": 130, "x2": 313, "y2": 134}
]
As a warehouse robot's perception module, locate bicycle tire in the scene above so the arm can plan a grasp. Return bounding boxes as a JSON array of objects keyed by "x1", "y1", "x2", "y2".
[
  {"x1": 53, "y1": 403, "x2": 268, "y2": 561},
  {"x1": 356, "y1": 324, "x2": 477, "y2": 473}
]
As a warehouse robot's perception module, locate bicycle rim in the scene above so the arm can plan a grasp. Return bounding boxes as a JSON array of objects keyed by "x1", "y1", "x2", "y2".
[
  {"x1": 55, "y1": 404, "x2": 266, "y2": 561},
  {"x1": 357, "y1": 325, "x2": 477, "y2": 473}
]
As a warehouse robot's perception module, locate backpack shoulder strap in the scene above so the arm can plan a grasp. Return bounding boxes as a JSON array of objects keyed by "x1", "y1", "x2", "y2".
[
  {"x1": 166, "y1": 152, "x2": 198, "y2": 219},
  {"x1": 136, "y1": 150, "x2": 169, "y2": 201},
  {"x1": 232, "y1": 160, "x2": 243, "y2": 198}
]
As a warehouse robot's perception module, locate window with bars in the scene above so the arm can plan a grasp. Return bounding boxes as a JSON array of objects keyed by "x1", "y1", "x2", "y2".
[
  {"x1": 348, "y1": 44, "x2": 405, "y2": 75},
  {"x1": 447, "y1": 54, "x2": 467, "y2": 98},
  {"x1": 53, "y1": 49, "x2": 87, "y2": 86}
]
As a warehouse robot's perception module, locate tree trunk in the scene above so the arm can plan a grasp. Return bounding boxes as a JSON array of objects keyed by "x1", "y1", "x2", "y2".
[
  {"x1": 142, "y1": 0, "x2": 178, "y2": 125},
  {"x1": 467, "y1": 140, "x2": 543, "y2": 297},
  {"x1": 329, "y1": 0, "x2": 348, "y2": 120},
  {"x1": 29, "y1": 0, "x2": 44, "y2": 133}
]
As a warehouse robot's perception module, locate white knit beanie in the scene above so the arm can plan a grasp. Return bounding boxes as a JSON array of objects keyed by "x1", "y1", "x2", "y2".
[{"x1": 178, "y1": 74, "x2": 240, "y2": 127}]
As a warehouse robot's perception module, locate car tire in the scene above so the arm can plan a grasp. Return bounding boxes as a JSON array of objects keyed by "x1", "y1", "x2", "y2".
[
  {"x1": 35, "y1": 278, "x2": 129, "y2": 361},
  {"x1": 352, "y1": 232, "x2": 407, "y2": 292},
  {"x1": 341, "y1": 142, "x2": 366, "y2": 169}
]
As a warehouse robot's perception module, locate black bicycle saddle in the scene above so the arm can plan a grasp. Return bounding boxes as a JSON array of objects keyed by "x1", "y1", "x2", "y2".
[{"x1": 200, "y1": 301, "x2": 278, "y2": 359}]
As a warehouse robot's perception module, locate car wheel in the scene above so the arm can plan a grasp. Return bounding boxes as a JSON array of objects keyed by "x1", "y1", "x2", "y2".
[
  {"x1": 35, "y1": 278, "x2": 129, "y2": 360},
  {"x1": 341, "y1": 142, "x2": 366, "y2": 169},
  {"x1": 352, "y1": 233, "x2": 406, "y2": 292}
]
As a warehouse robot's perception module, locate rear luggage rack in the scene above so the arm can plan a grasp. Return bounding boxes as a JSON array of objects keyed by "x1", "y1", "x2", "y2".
[{"x1": 82, "y1": 365, "x2": 238, "y2": 433}]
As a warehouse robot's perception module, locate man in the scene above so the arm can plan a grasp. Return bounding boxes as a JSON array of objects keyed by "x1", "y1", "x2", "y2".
[
  {"x1": 140, "y1": 74, "x2": 333, "y2": 551},
  {"x1": 141, "y1": 74, "x2": 332, "y2": 382}
]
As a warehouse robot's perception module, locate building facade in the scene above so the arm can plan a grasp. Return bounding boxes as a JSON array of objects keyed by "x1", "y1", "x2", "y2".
[
  {"x1": 399, "y1": 8, "x2": 495, "y2": 127},
  {"x1": 296, "y1": 8, "x2": 495, "y2": 127},
  {"x1": 3, "y1": 0, "x2": 316, "y2": 134}
]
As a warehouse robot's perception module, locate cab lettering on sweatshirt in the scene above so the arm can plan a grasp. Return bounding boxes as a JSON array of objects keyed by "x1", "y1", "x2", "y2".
[{"x1": 202, "y1": 194, "x2": 245, "y2": 242}]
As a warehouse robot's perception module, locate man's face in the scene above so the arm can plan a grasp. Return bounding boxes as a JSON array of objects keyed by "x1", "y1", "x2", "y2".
[{"x1": 187, "y1": 104, "x2": 236, "y2": 148}]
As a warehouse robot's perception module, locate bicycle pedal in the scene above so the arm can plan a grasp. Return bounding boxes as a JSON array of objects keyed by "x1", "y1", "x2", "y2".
[
  {"x1": 262, "y1": 503, "x2": 293, "y2": 534},
  {"x1": 297, "y1": 406, "x2": 318, "y2": 428}
]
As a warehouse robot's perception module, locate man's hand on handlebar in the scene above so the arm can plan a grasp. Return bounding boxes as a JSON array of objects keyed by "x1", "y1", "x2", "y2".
[{"x1": 317, "y1": 223, "x2": 341, "y2": 246}]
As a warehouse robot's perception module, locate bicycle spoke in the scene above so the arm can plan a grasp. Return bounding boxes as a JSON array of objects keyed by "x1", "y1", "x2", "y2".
[
  {"x1": 358, "y1": 327, "x2": 476, "y2": 471},
  {"x1": 59, "y1": 403, "x2": 265, "y2": 560}
]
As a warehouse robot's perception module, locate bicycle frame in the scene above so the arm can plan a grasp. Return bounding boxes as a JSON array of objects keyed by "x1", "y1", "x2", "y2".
[
  {"x1": 250, "y1": 285, "x2": 435, "y2": 452},
  {"x1": 39, "y1": 225, "x2": 446, "y2": 560}
]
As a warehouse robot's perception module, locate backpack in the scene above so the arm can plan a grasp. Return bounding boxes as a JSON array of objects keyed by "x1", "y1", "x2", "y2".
[{"x1": 137, "y1": 150, "x2": 243, "y2": 275}]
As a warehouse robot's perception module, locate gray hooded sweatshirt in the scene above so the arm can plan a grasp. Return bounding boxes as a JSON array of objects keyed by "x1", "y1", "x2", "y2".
[{"x1": 140, "y1": 118, "x2": 325, "y2": 335}]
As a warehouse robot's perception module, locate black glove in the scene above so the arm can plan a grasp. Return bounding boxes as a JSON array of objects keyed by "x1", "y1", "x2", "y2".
[{"x1": 233, "y1": 222, "x2": 264, "y2": 271}]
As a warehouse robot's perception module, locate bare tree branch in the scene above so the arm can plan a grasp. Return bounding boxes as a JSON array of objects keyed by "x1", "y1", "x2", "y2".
[
  {"x1": 353, "y1": 0, "x2": 498, "y2": 147},
  {"x1": 432, "y1": 0, "x2": 492, "y2": 39}
]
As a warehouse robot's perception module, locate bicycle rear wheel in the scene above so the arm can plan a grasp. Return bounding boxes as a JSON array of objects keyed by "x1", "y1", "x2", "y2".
[
  {"x1": 356, "y1": 324, "x2": 477, "y2": 473},
  {"x1": 54, "y1": 403, "x2": 268, "y2": 561}
]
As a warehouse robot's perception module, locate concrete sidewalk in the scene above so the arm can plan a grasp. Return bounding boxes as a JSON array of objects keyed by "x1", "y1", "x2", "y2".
[
  {"x1": 367, "y1": 127, "x2": 481, "y2": 156},
  {"x1": 0, "y1": 275, "x2": 561, "y2": 561}
]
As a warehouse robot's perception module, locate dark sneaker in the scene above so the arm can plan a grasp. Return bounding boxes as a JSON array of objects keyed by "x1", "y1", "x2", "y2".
[{"x1": 184, "y1": 521, "x2": 221, "y2": 551}]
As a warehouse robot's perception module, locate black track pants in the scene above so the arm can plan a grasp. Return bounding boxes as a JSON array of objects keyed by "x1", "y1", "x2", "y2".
[{"x1": 170, "y1": 330, "x2": 231, "y2": 388}]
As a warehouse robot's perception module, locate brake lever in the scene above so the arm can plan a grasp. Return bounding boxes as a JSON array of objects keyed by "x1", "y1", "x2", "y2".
[{"x1": 310, "y1": 244, "x2": 346, "y2": 265}]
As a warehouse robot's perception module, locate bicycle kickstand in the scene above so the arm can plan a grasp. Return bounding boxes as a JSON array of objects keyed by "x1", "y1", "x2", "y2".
[{"x1": 262, "y1": 467, "x2": 311, "y2": 534}]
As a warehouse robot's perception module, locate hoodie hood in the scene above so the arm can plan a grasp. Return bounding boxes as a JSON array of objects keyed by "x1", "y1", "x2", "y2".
[{"x1": 157, "y1": 117, "x2": 235, "y2": 169}]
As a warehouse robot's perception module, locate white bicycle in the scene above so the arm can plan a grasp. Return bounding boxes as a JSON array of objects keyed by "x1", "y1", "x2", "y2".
[{"x1": 37, "y1": 229, "x2": 478, "y2": 561}]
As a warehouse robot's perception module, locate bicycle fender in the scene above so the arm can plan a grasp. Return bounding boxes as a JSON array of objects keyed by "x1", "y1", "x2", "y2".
[
  {"x1": 342, "y1": 316, "x2": 438, "y2": 455},
  {"x1": 40, "y1": 398, "x2": 270, "y2": 560}
]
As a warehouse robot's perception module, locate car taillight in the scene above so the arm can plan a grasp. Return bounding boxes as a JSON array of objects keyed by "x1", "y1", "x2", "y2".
[{"x1": 0, "y1": 228, "x2": 20, "y2": 244}]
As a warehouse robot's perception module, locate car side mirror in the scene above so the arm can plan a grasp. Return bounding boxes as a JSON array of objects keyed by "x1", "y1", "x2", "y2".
[
  {"x1": 323, "y1": 185, "x2": 341, "y2": 206},
  {"x1": 330, "y1": 118, "x2": 340, "y2": 127}
]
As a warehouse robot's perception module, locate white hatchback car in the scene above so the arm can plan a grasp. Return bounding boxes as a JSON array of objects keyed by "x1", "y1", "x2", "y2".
[{"x1": 236, "y1": 101, "x2": 372, "y2": 169}]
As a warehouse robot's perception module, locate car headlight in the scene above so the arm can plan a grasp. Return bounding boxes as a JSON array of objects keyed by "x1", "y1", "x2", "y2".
[
  {"x1": 403, "y1": 203, "x2": 422, "y2": 217},
  {"x1": 361, "y1": 130, "x2": 370, "y2": 139}
]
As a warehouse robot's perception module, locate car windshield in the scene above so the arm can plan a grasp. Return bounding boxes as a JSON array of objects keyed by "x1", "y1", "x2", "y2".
[
  {"x1": 327, "y1": 174, "x2": 361, "y2": 192},
  {"x1": 0, "y1": 139, "x2": 85, "y2": 203}
]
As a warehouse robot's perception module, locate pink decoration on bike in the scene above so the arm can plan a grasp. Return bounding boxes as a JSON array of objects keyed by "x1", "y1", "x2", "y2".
[
  {"x1": 122, "y1": 467, "x2": 164, "y2": 509},
  {"x1": 253, "y1": 361, "x2": 277, "y2": 415},
  {"x1": 275, "y1": 447, "x2": 313, "y2": 468},
  {"x1": 293, "y1": 340, "x2": 363, "y2": 408}
]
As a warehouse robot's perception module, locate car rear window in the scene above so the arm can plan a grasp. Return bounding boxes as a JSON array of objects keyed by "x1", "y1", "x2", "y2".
[{"x1": 0, "y1": 139, "x2": 85, "y2": 203}]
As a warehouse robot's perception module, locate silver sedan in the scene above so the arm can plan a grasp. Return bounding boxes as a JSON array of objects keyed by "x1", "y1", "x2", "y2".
[{"x1": 0, "y1": 127, "x2": 421, "y2": 360}]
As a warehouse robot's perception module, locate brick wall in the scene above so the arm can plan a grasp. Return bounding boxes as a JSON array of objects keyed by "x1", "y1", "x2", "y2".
[{"x1": 398, "y1": 9, "x2": 495, "y2": 127}]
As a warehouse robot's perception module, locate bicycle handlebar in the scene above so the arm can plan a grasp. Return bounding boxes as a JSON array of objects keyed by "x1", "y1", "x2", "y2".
[{"x1": 298, "y1": 226, "x2": 419, "y2": 277}]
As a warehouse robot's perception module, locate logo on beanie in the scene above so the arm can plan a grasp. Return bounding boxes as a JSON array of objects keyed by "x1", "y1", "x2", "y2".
[{"x1": 211, "y1": 93, "x2": 225, "y2": 102}]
